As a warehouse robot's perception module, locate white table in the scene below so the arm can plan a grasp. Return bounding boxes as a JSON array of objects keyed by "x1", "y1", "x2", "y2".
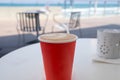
[{"x1": 0, "y1": 39, "x2": 120, "y2": 80}]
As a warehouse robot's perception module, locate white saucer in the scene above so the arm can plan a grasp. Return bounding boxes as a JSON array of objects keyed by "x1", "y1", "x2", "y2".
[{"x1": 92, "y1": 54, "x2": 120, "y2": 65}]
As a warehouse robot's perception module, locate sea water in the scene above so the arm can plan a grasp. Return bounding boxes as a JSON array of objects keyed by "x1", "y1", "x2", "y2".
[
  {"x1": 0, "y1": 3, "x2": 119, "y2": 8},
  {"x1": 0, "y1": 3, "x2": 119, "y2": 16}
]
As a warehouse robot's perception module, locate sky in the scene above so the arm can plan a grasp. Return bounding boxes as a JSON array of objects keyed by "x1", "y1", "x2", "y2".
[{"x1": 0, "y1": 0, "x2": 118, "y2": 4}]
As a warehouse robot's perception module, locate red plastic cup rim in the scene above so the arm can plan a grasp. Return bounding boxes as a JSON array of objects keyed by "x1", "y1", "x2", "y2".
[{"x1": 38, "y1": 33, "x2": 78, "y2": 43}]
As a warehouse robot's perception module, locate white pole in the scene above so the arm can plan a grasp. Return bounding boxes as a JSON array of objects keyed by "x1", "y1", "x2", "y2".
[
  {"x1": 94, "y1": 0, "x2": 98, "y2": 15},
  {"x1": 89, "y1": 1, "x2": 92, "y2": 16},
  {"x1": 70, "y1": 0, "x2": 73, "y2": 8},
  {"x1": 64, "y1": 0, "x2": 67, "y2": 9},
  {"x1": 104, "y1": 0, "x2": 107, "y2": 15},
  {"x1": 118, "y1": 0, "x2": 120, "y2": 14}
]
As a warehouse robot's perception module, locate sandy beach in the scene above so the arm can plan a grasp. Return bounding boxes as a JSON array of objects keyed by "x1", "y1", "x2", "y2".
[
  {"x1": 0, "y1": 6, "x2": 120, "y2": 57},
  {"x1": 0, "y1": 6, "x2": 66, "y2": 36},
  {"x1": 0, "y1": 7, "x2": 120, "y2": 36}
]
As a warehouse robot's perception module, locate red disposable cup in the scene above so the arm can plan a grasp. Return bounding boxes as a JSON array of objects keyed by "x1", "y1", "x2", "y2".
[{"x1": 39, "y1": 33, "x2": 77, "y2": 80}]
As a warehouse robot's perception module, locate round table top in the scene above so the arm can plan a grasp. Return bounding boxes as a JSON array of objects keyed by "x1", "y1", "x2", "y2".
[{"x1": 0, "y1": 38, "x2": 120, "y2": 80}]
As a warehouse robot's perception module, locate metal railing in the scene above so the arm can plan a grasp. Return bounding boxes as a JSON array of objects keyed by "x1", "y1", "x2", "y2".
[{"x1": 64, "y1": 0, "x2": 120, "y2": 16}]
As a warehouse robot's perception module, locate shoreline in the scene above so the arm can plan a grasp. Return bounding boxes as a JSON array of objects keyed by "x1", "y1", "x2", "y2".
[{"x1": 0, "y1": 6, "x2": 119, "y2": 20}]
